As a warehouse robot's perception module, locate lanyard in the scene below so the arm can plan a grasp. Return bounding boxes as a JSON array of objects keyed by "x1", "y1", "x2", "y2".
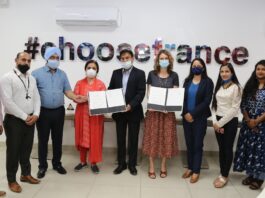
[{"x1": 13, "y1": 70, "x2": 31, "y2": 99}]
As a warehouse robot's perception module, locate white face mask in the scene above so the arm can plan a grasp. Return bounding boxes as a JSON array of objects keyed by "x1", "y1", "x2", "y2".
[
  {"x1": 121, "y1": 60, "x2": 132, "y2": 70},
  {"x1": 86, "y1": 68, "x2": 97, "y2": 78}
]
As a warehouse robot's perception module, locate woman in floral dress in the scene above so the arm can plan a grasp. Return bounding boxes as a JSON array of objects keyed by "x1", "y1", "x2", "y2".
[{"x1": 233, "y1": 60, "x2": 265, "y2": 190}]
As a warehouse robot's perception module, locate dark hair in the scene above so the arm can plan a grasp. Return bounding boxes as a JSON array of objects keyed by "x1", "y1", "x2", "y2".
[
  {"x1": 212, "y1": 63, "x2": 241, "y2": 110},
  {"x1": 84, "y1": 60, "x2": 99, "y2": 73},
  {"x1": 153, "y1": 49, "x2": 174, "y2": 75},
  {"x1": 119, "y1": 49, "x2": 134, "y2": 59},
  {"x1": 184, "y1": 58, "x2": 208, "y2": 84},
  {"x1": 242, "y1": 60, "x2": 265, "y2": 101}
]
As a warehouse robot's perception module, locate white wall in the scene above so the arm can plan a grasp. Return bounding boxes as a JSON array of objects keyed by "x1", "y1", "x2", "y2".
[{"x1": 0, "y1": 0, "x2": 265, "y2": 151}]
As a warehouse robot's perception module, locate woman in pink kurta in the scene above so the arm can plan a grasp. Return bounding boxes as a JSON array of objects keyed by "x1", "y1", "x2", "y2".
[{"x1": 74, "y1": 60, "x2": 106, "y2": 174}]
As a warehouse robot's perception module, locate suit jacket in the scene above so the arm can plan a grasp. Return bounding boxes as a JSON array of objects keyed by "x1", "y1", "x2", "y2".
[
  {"x1": 108, "y1": 66, "x2": 146, "y2": 122},
  {"x1": 182, "y1": 77, "x2": 214, "y2": 119}
]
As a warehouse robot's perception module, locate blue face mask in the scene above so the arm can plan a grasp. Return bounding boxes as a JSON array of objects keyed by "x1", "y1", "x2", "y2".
[
  {"x1": 192, "y1": 66, "x2": 204, "y2": 75},
  {"x1": 47, "y1": 60, "x2": 60, "y2": 69},
  {"x1": 222, "y1": 76, "x2": 233, "y2": 84},
  {"x1": 159, "y1": 59, "x2": 169, "y2": 68}
]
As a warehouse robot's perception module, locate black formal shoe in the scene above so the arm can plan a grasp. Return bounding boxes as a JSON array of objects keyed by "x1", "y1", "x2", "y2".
[
  {"x1": 91, "y1": 164, "x2": 100, "y2": 174},
  {"x1": 37, "y1": 169, "x2": 46, "y2": 179},
  {"x1": 113, "y1": 164, "x2": 127, "y2": 174},
  {"x1": 128, "y1": 166, "x2": 137, "y2": 176},
  {"x1": 74, "y1": 163, "x2": 88, "y2": 172},
  {"x1": 53, "y1": 165, "x2": 67, "y2": 174}
]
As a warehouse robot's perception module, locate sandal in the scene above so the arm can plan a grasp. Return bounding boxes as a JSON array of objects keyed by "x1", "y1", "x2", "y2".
[
  {"x1": 160, "y1": 170, "x2": 167, "y2": 178},
  {"x1": 249, "y1": 179, "x2": 264, "y2": 190},
  {"x1": 214, "y1": 175, "x2": 228, "y2": 188},
  {"x1": 148, "y1": 172, "x2": 156, "y2": 179},
  {"x1": 242, "y1": 176, "x2": 254, "y2": 185}
]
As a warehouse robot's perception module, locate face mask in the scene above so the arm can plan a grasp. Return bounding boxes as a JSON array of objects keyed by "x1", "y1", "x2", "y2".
[
  {"x1": 17, "y1": 64, "x2": 30, "y2": 74},
  {"x1": 222, "y1": 76, "x2": 232, "y2": 84},
  {"x1": 121, "y1": 60, "x2": 132, "y2": 70},
  {"x1": 159, "y1": 59, "x2": 169, "y2": 68},
  {"x1": 192, "y1": 67, "x2": 204, "y2": 75},
  {"x1": 47, "y1": 60, "x2": 60, "y2": 69},
  {"x1": 86, "y1": 68, "x2": 97, "y2": 78}
]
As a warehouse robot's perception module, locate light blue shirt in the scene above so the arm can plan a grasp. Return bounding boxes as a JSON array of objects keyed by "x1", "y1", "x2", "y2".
[
  {"x1": 32, "y1": 66, "x2": 72, "y2": 109},
  {"x1": 122, "y1": 66, "x2": 133, "y2": 95}
]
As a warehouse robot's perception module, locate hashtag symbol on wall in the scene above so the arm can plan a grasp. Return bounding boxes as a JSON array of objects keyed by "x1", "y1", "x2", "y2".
[{"x1": 24, "y1": 37, "x2": 40, "y2": 59}]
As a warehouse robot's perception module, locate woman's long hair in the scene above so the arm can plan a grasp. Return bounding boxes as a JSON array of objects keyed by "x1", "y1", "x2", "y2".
[
  {"x1": 212, "y1": 63, "x2": 241, "y2": 111},
  {"x1": 184, "y1": 58, "x2": 208, "y2": 84},
  {"x1": 242, "y1": 60, "x2": 265, "y2": 101}
]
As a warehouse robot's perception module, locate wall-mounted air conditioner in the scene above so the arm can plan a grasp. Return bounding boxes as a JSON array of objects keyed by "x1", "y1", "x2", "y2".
[{"x1": 55, "y1": 7, "x2": 120, "y2": 27}]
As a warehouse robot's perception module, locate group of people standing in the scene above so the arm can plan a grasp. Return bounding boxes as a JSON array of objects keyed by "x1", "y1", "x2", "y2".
[
  {"x1": 0, "y1": 48, "x2": 86, "y2": 194},
  {"x1": 0, "y1": 47, "x2": 264, "y2": 195}
]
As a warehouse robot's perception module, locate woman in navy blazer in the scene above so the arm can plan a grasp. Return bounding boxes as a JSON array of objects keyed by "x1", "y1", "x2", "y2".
[{"x1": 181, "y1": 58, "x2": 214, "y2": 183}]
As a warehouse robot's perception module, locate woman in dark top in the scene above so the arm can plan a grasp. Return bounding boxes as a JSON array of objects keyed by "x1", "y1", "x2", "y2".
[
  {"x1": 181, "y1": 58, "x2": 214, "y2": 183},
  {"x1": 142, "y1": 49, "x2": 179, "y2": 179},
  {"x1": 233, "y1": 60, "x2": 265, "y2": 190}
]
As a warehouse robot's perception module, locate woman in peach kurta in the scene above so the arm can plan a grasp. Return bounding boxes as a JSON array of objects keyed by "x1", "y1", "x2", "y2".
[{"x1": 74, "y1": 60, "x2": 106, "y2": 173}]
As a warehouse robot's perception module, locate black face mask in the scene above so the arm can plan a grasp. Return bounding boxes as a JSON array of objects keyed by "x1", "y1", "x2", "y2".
[{"x1": 17, "y1": 64, "x2": 30, "y2": 74}]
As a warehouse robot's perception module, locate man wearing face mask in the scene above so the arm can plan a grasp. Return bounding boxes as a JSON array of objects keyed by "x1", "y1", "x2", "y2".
[
  {"x1": 0, "y1": 52, "x2": 41, "y2": 193},
  {"x1": 32, "y1": 47, "x2": 85, "y2": 179},
  {"x1": 109, "y1": 49, "x2": 146, "y2": 176}
]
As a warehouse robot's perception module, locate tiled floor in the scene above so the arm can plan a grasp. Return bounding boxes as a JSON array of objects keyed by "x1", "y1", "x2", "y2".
[{"x1": 0, "y1": 146, "x2": 263, "y2": 198}]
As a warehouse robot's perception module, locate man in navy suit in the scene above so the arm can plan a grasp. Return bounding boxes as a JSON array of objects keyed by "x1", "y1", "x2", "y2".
[{"x1": 109, "y1": 48, "x2": 146, "y2": 175}]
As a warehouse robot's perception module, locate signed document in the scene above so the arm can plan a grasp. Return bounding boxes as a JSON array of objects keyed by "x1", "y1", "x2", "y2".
[
  {"x1": 147, "y1": 86, "x2": 184, "y2": 112},
  {"x1": 147, "y1": 86, "x2": 167, "y2": 111},
  {"x1": 89, "y1": 88, "x2": 126, "y2": 115},
  {"x1": 166, "y1": 88, "x2": 184, "y2": 111},
  {"x1": 106, "y1": 88, "x2": 126, "y2": 113}
]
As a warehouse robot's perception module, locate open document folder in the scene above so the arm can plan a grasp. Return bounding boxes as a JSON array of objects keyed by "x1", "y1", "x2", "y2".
[
  {"x1": 147, "y1": 86, "x2": 184, "y2": 112},
  {"x1": 88, "y1": 88, "x2": 126, "y2": 115}
]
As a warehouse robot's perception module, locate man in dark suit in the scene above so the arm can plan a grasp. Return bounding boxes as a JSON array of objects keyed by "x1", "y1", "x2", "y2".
[{"x1": 109, "y1": 49, "x2": 146, "y2": 175}]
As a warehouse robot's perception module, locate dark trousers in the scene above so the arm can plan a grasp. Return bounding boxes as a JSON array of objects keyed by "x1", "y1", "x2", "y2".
[
  {"x1": 37, "y1": 106, "x2": 65, "y2": 170},
  {"x1": 183, "y1": 117, "x2": 207, "y2": 174},
  {"x1": 3, "y1": 114, "x2": 35, "y2": 183},
  {"x1": 115, "y1": 117, "x2": 140, "y2": 167},
  {"x1": 215, "y1": 116, "x2": 238, "y2": 177}
]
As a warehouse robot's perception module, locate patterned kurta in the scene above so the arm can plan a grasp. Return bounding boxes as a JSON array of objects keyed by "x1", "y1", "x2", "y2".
[
  {"x1": 74, "y1": 78, "x2": 106, "y2": 163},
  {"x1": 233, "y1": 89, "x2": 265, "y2": 180}
]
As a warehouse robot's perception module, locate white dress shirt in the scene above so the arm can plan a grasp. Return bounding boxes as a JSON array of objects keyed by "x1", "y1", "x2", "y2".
[
  {"x1": 122, "y1": 66, "x2": 133, "y2": 95},
  {"x1": 0, "y1": 68, "x2": 41, "y2": 121},
  {"x1": 212, "y1": 83, "x2": 242, "y2": 127}
]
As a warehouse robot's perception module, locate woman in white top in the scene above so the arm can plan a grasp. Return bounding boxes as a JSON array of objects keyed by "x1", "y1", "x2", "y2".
[{"x1": 211, "y1": 63, "x2": 242, "y2": 188}]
